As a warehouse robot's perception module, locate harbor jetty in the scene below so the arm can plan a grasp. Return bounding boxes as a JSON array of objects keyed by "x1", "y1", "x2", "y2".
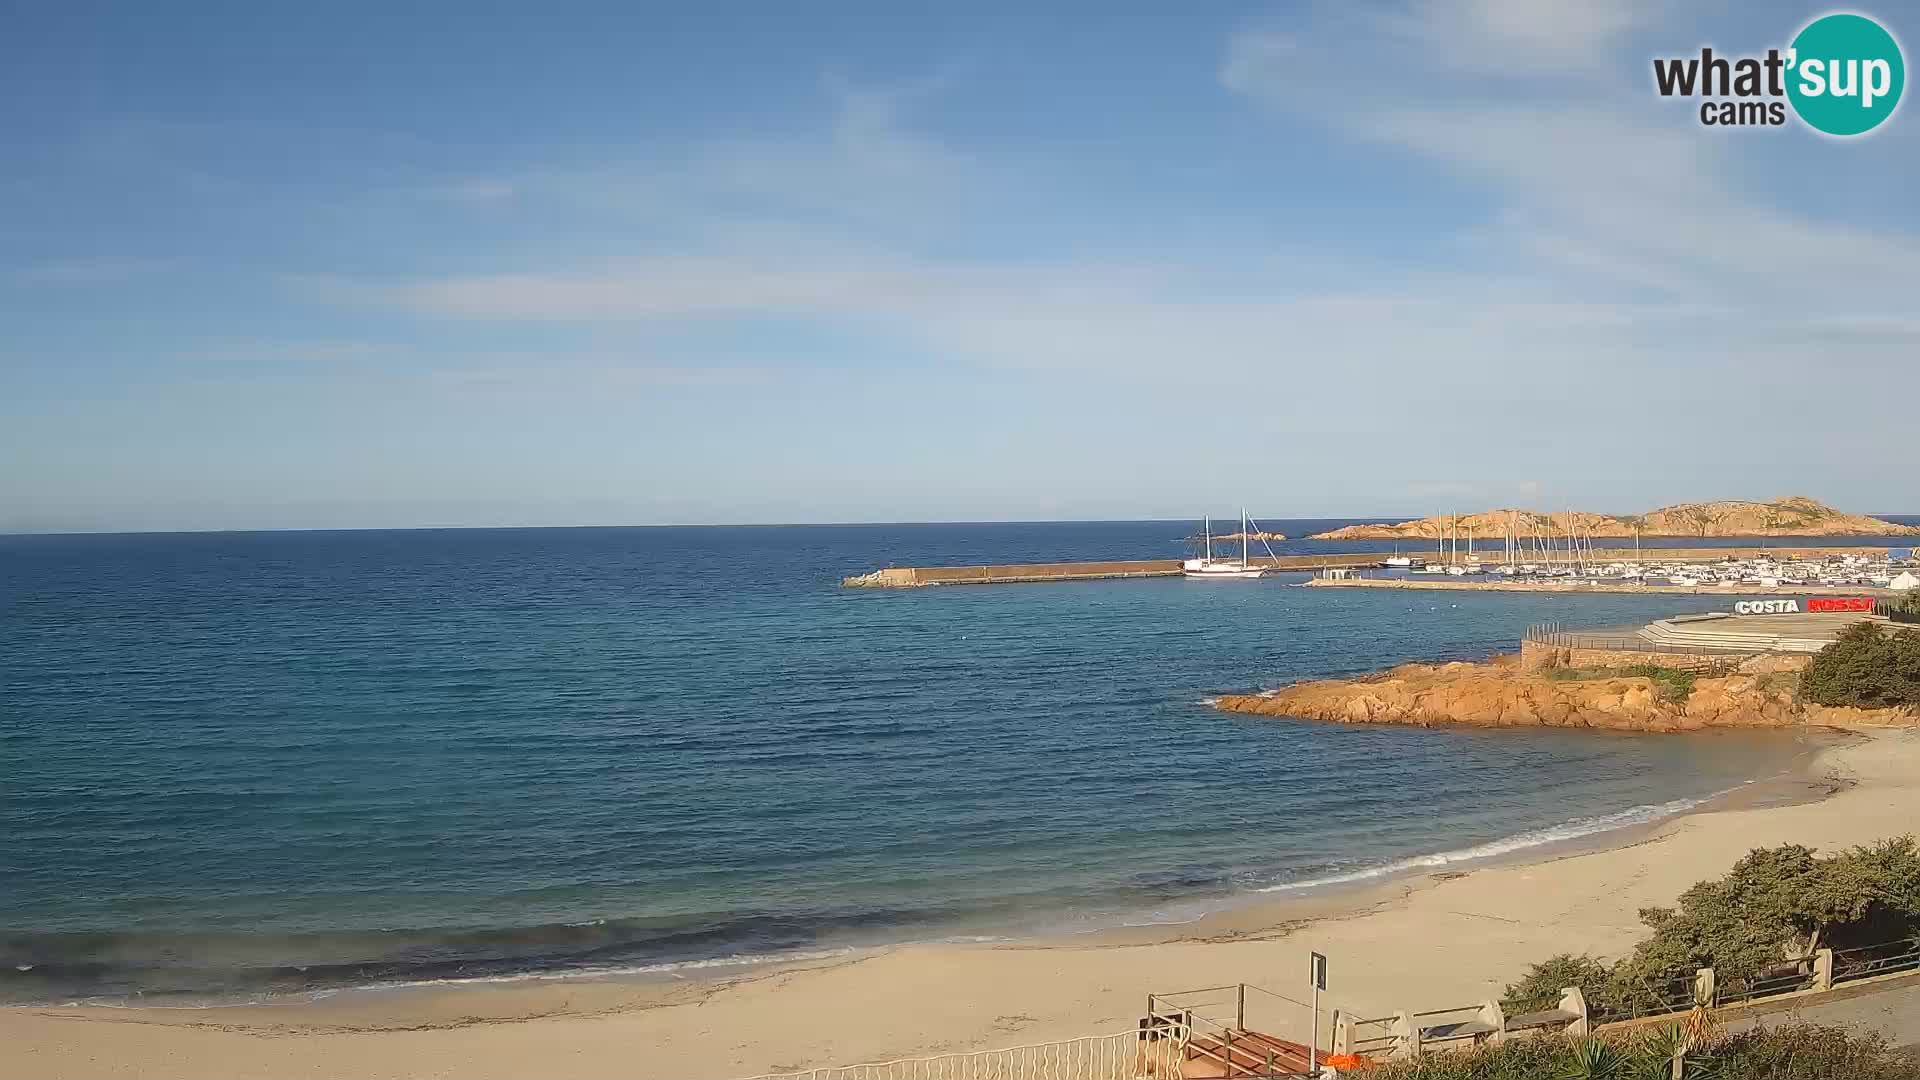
[
  {"x1": 840, "y1": 553, "x2": 1382, "y2": 588},
  {"x1": 842, "y1": 553, "x2": 1384, "y2": 588},
  {"x1": 842, "y1": 545, "x2": 1908, "y2": 589}
]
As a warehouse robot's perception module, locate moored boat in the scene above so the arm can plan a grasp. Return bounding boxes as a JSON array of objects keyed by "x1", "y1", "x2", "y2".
[{"x1": 1184, "y1": 509, "x2": 1269, "y2": 579}]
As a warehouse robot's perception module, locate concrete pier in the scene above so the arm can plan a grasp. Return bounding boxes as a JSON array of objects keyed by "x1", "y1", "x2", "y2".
[
  {"x1": 842, "y1": 554, "x2": 1387, "y2": 588},
  {"x1": 843, "y1": 545, "x2": 1907, "y2": 589}
]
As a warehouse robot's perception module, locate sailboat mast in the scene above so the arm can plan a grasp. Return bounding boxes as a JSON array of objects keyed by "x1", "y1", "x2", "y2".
[
  {"x1": 1241, "y1": 508, "x2": 1249, "y2": 566},
  {"x1": 1204, "y1": 515, "x2": 1212, "y2": 563}
]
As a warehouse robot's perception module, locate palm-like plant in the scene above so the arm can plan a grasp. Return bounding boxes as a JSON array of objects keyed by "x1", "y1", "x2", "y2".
[
  {"x1": 1552, "y1": 1027, "x2": 1723, "y2": 1080},
  {"x1": 1556, "y1": 1038, "x2": 1626, "y2": 1080},
  {"x1": 1627, "y1": 1023, "x2": 1722, "y2": 1080}
]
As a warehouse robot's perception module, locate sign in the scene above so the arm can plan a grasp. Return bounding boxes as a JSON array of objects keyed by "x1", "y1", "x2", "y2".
[
  {"x1": 1808, "y1": 597, "x2": 1876, "y2": 613},
  {"x1": 1310, "y1": 952, "x2": 1327, "y2": 991},
  {"x1": 1734, "y1": 597, "x2": 1874, "y2": 615}
]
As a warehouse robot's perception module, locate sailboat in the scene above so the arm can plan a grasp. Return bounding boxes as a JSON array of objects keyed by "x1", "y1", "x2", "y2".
[{"x1": 1184, "y1": 509, "x2": 1268, "y2": 579}]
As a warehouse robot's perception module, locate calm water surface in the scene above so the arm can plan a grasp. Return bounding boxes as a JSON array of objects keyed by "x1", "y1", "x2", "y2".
[{"x1": 5, "y1": 520, "x2": 1909, "y2": 1002}]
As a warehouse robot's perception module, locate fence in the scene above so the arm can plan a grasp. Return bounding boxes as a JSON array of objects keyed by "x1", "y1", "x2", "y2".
[
  {"x1": 1322, "y1": 942, "x2": 1920, "y2": 1067},
  {"x1": 742, "y1": 1029, "x2": 1162, "y2": 1080},
  {"x1": 1145, "y1": 983, "x2": 1321, "y2": 1077},
  {"x1": 1874, "y1": 600, "x2": 1920, "y2": 624},
  {"x1": 1522, "y1": 623, "x2": 1749, "y2": 670},
  {"x1": 736, "y1": 942, "x2": 1920, "y2": 1079}
]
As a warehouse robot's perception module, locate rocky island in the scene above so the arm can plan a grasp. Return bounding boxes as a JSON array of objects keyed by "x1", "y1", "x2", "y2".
[{"x1": 1309, "y1": 496, "x2": 1919, "y2": 541}]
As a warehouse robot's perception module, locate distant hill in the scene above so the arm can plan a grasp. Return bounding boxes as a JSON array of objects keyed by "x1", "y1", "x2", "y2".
[{"x1": 1309, "y1": 497, "x2": 1920, "y2": 540}]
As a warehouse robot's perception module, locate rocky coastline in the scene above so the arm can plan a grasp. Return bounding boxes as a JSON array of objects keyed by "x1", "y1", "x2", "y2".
[{"x1": 1211, "y1": 654, "x2": 1916, "y2": 733}]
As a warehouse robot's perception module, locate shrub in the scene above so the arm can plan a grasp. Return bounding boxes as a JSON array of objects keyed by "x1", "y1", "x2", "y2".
[
  {"x1": 1500, "y1": 954, "x2": 1613, "y2": 1015},
  {"x1": 1350, "y1": 1024, "x2": 1917, "y2": 1079},
  {"x1": 1705, "y1": 1022, "x2": 1920, "y2": 1080},
  {"x1": 1799, "y1": 622, "x2": 1920, "y2": 708},
  {"x1": 1542, "y1": 664, "x2": 1697, "y2": 703},
  {"x1": 1498, "y1": 839, "x2": 1920, "y2": 1007}
]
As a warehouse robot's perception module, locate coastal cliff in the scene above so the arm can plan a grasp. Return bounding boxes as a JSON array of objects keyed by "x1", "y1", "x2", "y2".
[
  {"x1": 1211, "y1": 656, "x2": 1915, "y2": 733},
  {"x1": 1309, "y1": 496, "x2": 1920, "y2": 540}
]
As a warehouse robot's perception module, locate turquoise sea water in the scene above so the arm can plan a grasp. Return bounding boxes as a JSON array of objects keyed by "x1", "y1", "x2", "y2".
[{"x1": 4, "y1": 520, "x2": 1911, "y2": 1003}]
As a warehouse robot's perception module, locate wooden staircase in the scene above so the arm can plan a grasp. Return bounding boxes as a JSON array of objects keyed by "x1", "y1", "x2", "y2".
[{"x1": 1182, "y1": 1029, "x2": 1314, "y2": 1077}]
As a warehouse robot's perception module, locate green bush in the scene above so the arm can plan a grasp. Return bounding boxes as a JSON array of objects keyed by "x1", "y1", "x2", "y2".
[
  {"x1": 1541, "y1": 664, "x2": 1697, "y2": 703},
  {"x1": 1707, "y1": 1022, "x2": 1920, "y2": 1080},
  {"x1": 1500, "y1": 954, "x2": 1613, "y2": 1015},
  {"x1": 1499, "y1": 838, "x2": 1920, "y2": 1009},
  {"x1": 1799, "y1": 622, "x2": 1920, "y2": 708},
  {"x1": 1352, "y1": 1023, "x2": 1919, "y2": 1079}
]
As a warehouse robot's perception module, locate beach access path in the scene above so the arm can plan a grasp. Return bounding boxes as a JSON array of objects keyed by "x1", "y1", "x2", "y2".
[{"x1": 4, "y1": 731, "x2": 1918, "y2": 1080}]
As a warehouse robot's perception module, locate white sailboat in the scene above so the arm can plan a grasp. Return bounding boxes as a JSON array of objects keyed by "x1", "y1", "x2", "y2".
[{"x1": 1183, "y1": 509, "x2": 1268, "y2": 579}]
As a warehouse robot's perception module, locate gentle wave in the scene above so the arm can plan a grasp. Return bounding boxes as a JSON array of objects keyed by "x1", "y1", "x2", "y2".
[{"x1": 1256, "y1": 794, "x2": 1718, "y2": 894}]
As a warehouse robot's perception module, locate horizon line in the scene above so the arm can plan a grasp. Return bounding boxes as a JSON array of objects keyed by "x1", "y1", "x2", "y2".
[{"x1": 5, "y1": 510, "x2": 1919, "y2": 541}]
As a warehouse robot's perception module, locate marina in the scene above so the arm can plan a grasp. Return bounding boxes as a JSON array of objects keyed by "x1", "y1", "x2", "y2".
[{"x1": 844, "y1": 545, "x2": 1919, "y2": 591}]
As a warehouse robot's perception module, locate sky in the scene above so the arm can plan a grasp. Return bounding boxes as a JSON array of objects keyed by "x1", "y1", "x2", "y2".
[{"x1": 2, "y1": 1, "x2": 1916, "y2": 532}]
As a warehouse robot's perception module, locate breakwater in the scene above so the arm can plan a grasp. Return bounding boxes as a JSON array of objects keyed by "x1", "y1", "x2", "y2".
[
  {"x1": 842, "y1": 554, "x2": 1385, "y2": 588},
  {"x1": 841, "y1": 545, "x2": 1903, "y2": 589}
]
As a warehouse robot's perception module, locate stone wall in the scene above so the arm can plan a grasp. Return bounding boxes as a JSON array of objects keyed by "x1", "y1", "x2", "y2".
[{"x1": 1519, "y1": 640, "x2": 1738, "y2": 673}]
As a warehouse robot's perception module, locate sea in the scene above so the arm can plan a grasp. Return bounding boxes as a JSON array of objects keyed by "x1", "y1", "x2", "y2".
[{"x1": 4, "y1": 519, "x2": 1915, "y2": 1005}]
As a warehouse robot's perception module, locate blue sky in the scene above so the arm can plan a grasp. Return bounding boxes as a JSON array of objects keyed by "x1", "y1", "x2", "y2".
[{"x1": 3, "y1": 2, "x2": 1916, "y2": 531}]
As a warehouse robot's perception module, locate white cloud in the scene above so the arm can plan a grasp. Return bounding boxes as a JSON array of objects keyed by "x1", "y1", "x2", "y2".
[
  {"x1": 1379, "y1": 0, "x2": 1658, "y2": 74},
  {"x1": 1221, "y1": 4, "x2": 1920, "y2": 317}
]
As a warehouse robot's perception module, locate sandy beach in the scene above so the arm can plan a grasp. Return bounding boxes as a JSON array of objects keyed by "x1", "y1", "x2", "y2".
[{"x1": 6, "y1": 726, "x2": 1917, "y2": 1080}]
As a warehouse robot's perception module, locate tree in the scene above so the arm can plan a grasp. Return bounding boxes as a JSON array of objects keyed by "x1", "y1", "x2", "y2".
[
  {"x1": 1501, "y1": 838, "x2": 1920, "y2": 1009},
  {"x1": 1800, "y1": 623, "x2": 1920, "y2": 708}
]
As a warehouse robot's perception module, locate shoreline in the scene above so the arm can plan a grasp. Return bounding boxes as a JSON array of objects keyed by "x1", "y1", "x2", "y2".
[
  {"x1": 8, "y1": 729, "x2": 1908, "y2": 1080},
  {"x1": 0, "y1": 729, "x2": 1825, "y2": 1012}
]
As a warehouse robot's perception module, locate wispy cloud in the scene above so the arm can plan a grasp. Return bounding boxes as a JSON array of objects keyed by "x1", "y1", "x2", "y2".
[{"x1": 1220, "y1": 1, "x2": 1920, "y2": 316}]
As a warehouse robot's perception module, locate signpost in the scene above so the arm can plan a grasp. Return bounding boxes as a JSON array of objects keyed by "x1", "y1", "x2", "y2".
[
  {"x1": 1733, "y1": 597, "x2": 1874, "y2": 615},
  {"x1": 1309, "y1": 952, "x2": 1327, "y2": 1075}
]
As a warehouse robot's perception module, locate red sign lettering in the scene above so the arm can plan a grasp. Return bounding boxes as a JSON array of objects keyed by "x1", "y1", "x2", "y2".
[{"x1": 1806, "y1": 597, "x2": 1875, "y2": 613}]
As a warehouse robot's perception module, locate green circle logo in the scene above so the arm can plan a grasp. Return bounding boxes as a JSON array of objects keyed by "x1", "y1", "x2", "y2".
[{"x1": 1787, "y1": 13, "x2": 1905, "y2": 136}]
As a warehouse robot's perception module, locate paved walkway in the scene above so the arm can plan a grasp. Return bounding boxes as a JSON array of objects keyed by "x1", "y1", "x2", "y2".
[{"x1": 1718, "y1": 974, "x2": 1920, "y2": 1049}]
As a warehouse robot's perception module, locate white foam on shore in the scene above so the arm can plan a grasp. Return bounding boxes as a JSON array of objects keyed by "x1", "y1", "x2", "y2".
[
  {"x1": 1255, "y1": 793, "x2": 1718, "y2": 894},
  {"x1": 20, "y1": 947, "x2": 869, "y2": 1010},
  {"x1": 352, "y1": 946, "x2": 865, "y2": 995}
]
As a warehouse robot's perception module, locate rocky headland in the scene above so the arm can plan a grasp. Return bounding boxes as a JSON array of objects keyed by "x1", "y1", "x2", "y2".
[
  {"x1": 1211, "y1": 654, "x2": 1916, "y2": 733},
  {"x1": 1309, "y1": 496, "x2": 1920, "y2": 541}
]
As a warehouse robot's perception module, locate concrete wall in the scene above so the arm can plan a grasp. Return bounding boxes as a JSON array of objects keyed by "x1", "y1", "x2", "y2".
[{"x1": 1519, "y1": 640, "x2": 1736, "y2": 673}]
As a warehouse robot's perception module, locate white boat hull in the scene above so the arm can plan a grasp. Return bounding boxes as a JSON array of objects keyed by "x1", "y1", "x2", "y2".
[{"x1": 1183, "y1": 559, "x2": 1266, "y2": 579}]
